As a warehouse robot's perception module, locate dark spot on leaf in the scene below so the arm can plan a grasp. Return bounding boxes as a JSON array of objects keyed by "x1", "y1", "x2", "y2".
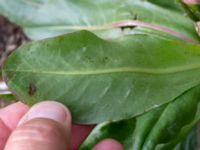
[
  {"x1": 120, "y1": 26, "x2": 126, "y2": 31},
  {"x1": 28, "y1": 83, "x2": 37, "y2": 96},
  {"x1": 101, "y1": 56, "x2": 109, "y2": 64},
  {"x1": 85, "y1": 56, "x2": 94, "y2": 63},
  {"x1": 120, "y1": 12, "x2": 138, "y2": 31},
  {"x1": 120, "y1": 25, "x2": 136, "y2": 31},
  {"x1": 132, "y1": 14, "x2": 138, "y2": 20}
]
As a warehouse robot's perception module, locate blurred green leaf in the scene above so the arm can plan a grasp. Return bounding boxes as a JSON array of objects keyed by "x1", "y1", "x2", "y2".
[
  {"x1": 0, "y1": 0, "x2": 198, "y2": 41},
  {"x1": 80, "y1": 85, "x2": 200, "y2": 150}
]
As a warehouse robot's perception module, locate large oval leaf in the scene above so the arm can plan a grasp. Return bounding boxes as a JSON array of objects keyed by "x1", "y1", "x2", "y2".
[
  {"x1": 3, "y1": 30, "x2": 200, "y2": 124},
  {"x1": 0, "y1": 0, "x2": 198, "y2": 41}
]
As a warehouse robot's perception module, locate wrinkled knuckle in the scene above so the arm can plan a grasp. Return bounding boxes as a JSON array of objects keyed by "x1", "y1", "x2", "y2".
[{"x1": 5, "y1": 119, "x2": 67, "y2": 150}]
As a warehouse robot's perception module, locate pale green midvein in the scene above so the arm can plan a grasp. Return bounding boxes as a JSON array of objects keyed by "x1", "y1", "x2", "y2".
[{"x1": 5, "y1": 64, "x2": 200, "y2": 75}]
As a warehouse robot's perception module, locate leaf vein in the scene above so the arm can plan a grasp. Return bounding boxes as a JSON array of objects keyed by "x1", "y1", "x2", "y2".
[{"x1": 5, "y1": 64, "x2": 200, "y2": 75}]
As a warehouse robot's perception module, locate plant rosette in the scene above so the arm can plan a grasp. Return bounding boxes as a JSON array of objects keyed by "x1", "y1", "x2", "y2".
[{"x1": 0, "y1": 0, "x2": 200, "y2": 149}]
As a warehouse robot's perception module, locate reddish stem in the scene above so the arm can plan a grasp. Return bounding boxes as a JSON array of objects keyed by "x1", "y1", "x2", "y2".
[{"x1": 111, "y1": 20, "x2": 199, "y2": 44}]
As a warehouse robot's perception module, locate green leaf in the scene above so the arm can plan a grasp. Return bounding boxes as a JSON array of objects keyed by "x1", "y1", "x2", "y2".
[
  {"x1": 142, "y1": 85, "x2": 200, "y2": 150},
  {"x1": 147, "y1": 0, "x2": 185, "y2": 12},
  {"x1": 163, "y1": 127, "x2": 198, "y2": 150},
  {"x1": 0, "y1": 94, "x2": 16, "y2": 101},
  {"x1": 80, "y1": 85, "x2": 200, "y2": 150},
  {"x1": 3, "y1": 30, "x2": 200, "y2": 124},
  {"x1": 182, "y1": 0, "x2": 200, "y2": 20},
  {"x1": 174, "y1": 126, "x2": 197, "y2": 150},
  {"x1": 0, "y1": 0, "x2": 198, "y2": 42}
]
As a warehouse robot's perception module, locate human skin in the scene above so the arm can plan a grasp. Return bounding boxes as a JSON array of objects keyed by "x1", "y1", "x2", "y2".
[{"x1": 0, "y1": 101, "x2": 123, "y2": 150}]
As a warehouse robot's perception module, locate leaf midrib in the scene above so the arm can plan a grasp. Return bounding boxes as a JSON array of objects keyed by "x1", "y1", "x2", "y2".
[
  {"x1": 24, "y1": 20, "x2": 198, "y2": 44},
  {"x1": 4, "y1": 63, "x2": 200, "y2": 75}
]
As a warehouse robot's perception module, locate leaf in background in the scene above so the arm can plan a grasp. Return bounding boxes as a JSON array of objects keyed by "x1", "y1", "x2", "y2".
[
  {"x1": 174, "y1": 126, "x2": 197, "y2": 150},
  {"x1": 182, "y1": 0, "x2": 200, "y2": 20},
  {"x1": 0, "y1": 0, "x2": 198, "y2": 42},
  {"x1": 2, "y1": 30, "x2": 200, "y2": 124},
  {"x1": 142, "y1": 85, "x2": 200, "y2": 150},
  {"x1": 80, "y1": 85, "x2": 200, "y2": 150},
  {"x1": 147, "y1": 0, "x2": 185, "y2": 12}
]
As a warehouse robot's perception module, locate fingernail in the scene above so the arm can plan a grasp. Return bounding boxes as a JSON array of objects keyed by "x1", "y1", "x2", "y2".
[
  {"x1": 92, "y1": 139, "x2": 124, "y2": 150},
  {"x1": 19, "y1": 101, "x2": 69, "y2": 125}
]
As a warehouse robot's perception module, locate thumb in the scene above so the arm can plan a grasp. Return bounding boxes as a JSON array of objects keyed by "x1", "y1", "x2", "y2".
[{"x1": 5, "y1": 101, "x2": 71, "y2": 150}]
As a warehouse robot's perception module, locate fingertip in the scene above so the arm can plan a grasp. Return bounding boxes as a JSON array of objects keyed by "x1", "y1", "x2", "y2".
[
  {"x1": 0, "y1": 119, "x2": 11, "y2": 150},
  {"x1": 18, "y1": 101, "x2": 72, "y2": 142},
  {"x1": 93, "y1": 139, "x2": 123, "y2": 150},
  {"x1": 5, "y1": 101, "x2": 72, "y2": 150},
  {"x1": 0, "y1": 102, "x2": 29, "y2": 130},
  {"x1": 5, "y1": 119, "x2": 69, "y2": 150},
  {"x1": 18, "y1": 101, "x2": 71, "y2": 127},
  {"x1": 0, "y1": 102, "x2": 29, "y2": 113}
]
